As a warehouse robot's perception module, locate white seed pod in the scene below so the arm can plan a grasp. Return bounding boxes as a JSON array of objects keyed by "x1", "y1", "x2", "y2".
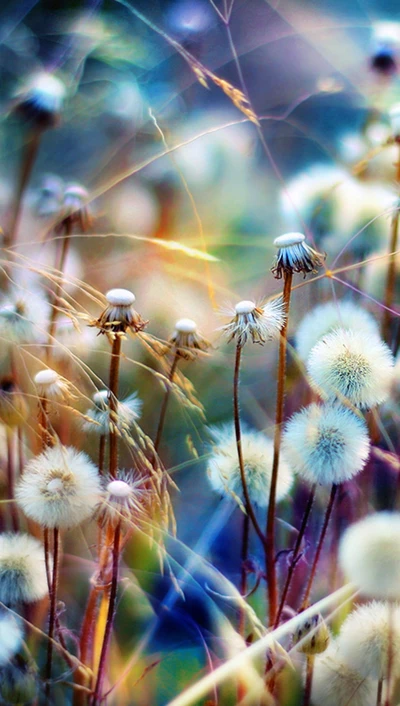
[
  {"x1": 16, "y1": 446, "x2": 101, "y2": 529},
  {"x1": 93, "y1": 288, "x2": 148, "y2": 335},
  {"x1": 0, "y1": 612, "x2": 23, "y2": 666},
  {"x1": 207, "y1": 426, "x2": 293, "y2": 507},
  {"x1": 95, "y1": 472, "x2": 147, "y2": 527},
  {"x1": 307, "y1": 328, "x2": 394, "y2": 409},
  {"x1": 0, "y1": 533, "x2": 49, "y2": 605},
  {"x1": 336, "y1": 601, "x2": 400, "y2": 680},
  {"x1": 281, "y1": 403, "x2": 370, "y2": 486},
  {"x1": 166, "y1": 318, "x2": 210, "y2": 359},
  {"x1": 221, "y1": 298, "x2": 285, "y2": 348},
  {"x1": 272, "y1": 232, "x2": 325, "y2": 279},
  {"x1": 339, "y1": 512, "x2": 400, "y2": 599},
  {"x1": 34, "y1": 368, "x2": 71, "y2": 401},
  {"x1": 82, "y1": 390, "x2": 142, "y2": 435},
  {"x1": 311, "y1": 641, "x2": 377, "y2": 706}
]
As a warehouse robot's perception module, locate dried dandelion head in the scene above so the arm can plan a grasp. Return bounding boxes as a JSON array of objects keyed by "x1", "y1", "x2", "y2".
[
  {"x1": 281, "y1": 403, "x2": 370, "y2": 486},
  {"x1": 221, "y1": 298, "x2": 285, "y2": 348},
  {"x1": 14, "y1": 72, "x2": 66, "y2": 128},
  {"x1": 307, "y1": 329, "x2": 394, "y2": 409},
  {"x1": 0, "y1": 613, "x2": 23, "y2": 666},
  {"x1": 311, "y1": 641, "x2": 377, "y2": 706},
  {"x1": 95, "y1": 472, "x2": 147, "y2": 527},
  {"x1": 16, "y1": 445, "x2": 101, "y2": 529},
  {"x1": 0, "y1": 533, "x2": 49, "y2": 605},
  {"x1": 82, "y1": 390, "x2": 142, "y2": 435},
  {"x1": 339, "y1": 512, "x2": 400, "y2": 599},
  {"x1": 293, "y1": 613, "x2": 330, "y2": 655},
  {"x1": 271, "y1": 232, "x2": 325, "y2": 279},
  {"x1": 34, "y1": 368, "x2": 72, "y2": 402},
  {"x1": 207, "y1": 426, "x2": 293, "y2": 507},
  {"x1": 336, "y1": 601, "x2": 400, "y2": 681},
  {"x1": 92, "y1": 289, "x2": 148, "y2": 336},
  {"x1": 0, "y1": 378, "x2": 28, "y2": 428},
  {"x1": 57, "y1": 183, "x2": 92, "y2": 232},
  {"x1": 165, "y1": 318, "x2": 210, "y2": 360}
]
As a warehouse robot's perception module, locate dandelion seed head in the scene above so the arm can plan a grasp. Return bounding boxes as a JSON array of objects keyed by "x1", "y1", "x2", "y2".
[
  {"x1": 0, "y1": 288, "x2": 49, "y2": 345},
  {"x1": 95, "y1": 471, "x2": 146, "y2": 527},
  {"x1": 339, "y1": 512, "x2": 400, "y2": 599},
  {"x1": 166, "y1": 317, "x2": 210, "y2": 359},
  {"x1": 16, "y1": 446, "x2": 101, "y2": 529},
  {"x1": 82, "y1": 390, "x2": 141, "y2": 435},
  {"x1": 274, "y1": 232, "x2": 305, "y2": 247},
  {"x1": 207, "y1": 426, "x2": 293, "y2": 507},
  {"x1": 106, "y1": 288, "x2": 135, "y2": 306},
  {"x1": 15, "y1": 72, "x2": 66, "y2": 127},
  {"x1": 34, "y1": 368, "x2": 71, "y2": 401},
  {"x1": 282, "y1": 403, "x2": 370, "y2": 485},
  {"x1": 93, "y1": 289, "x2": 147, "y2": 335},
  {"x1": 235, "y1": 300, "x2": 256, "y2": 315},
  {"x1": 221, "y1": 298, "x2": 285, "y2": 348},
  {"x1": 0, "y1": 533, "x2": 49, "y2": 605},
  {"x1": 336, "y1": 601, "x2": 400, "y2": 680},
  {"x1": 311, "y1": 641, "x2": 377, "y2": 706},
  {"x1": 0, "y1": 613, "x2": 23, "y2": 666},
  {"x1": 271, "y1": 232, "x2": 325, "y2": 279},
  {"x1": 175, "y1": 318, "x2": 197, "y2": 333},
  {"x1": 307, "y1": 329, "x2": 394, "y2": 408},
  {"x1": 295, "y1": 301, "x2": 379, "y2": 362}
]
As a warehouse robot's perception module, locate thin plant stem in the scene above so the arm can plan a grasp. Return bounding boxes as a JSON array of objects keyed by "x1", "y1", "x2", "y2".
[
  {"x1": 45, "y1": 527, "x2": 60, "y2": 703},
  {"x1": 381, "y1": 143, "x2": 400, "y2": 346},
  {"x1": 274, "y1": 484, "x2": 316, "y2": 628},
  {"x1": 303, "y1": 655, "x2": 314, "y2": 706},
  {"x1": 385, "y1": 602, "x2": 394, "y2": 706},
  {"x1": 109, "y1": 336, "x2": 122, "y2": 478},
  {"x1": 266, "y1": 269, "x2": 293, "y2": 626},
  {"x1": 300, "y1": 484, "x2": 338, "y2": 611},
  {"x1": 47, "y1": 221, "x2": 72, "y2": 360},
  {"x1": 377, "y1": 678, "x2": 383, "y2": 706},
  {"x1": 91, "y1": 522, "x2": 121, "y2": 706},
  {"x1": 6, "y1": 428, "x2": 19, "y2": 531},
  {"x1": 17, "y1": 426, "x2": 24, "y2": 476},
  {"x1": 6, "y1": 128, "x2": 43, "y2": 250},
  {"x1": 233, "y1": 344, "x2": 266, "y2": 547},
  {"x1": 239, "y1": 512, "x2": 250, "y2": 634},
  {"x1": 98, "y1": 434, "x2": 106, "y2": 475},
  {"x1": 154, "y1": 352, "x2": 180, "y2": 453}
]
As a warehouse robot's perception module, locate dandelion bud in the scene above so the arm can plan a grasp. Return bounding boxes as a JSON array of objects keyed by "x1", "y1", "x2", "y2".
[
  {"x1": 82, "y1": 390, "x2": 142, "y2": 435},
  {"x1": 221, "y1": 298, "x2": 285, "y2": 348},
  {"x1": 14, "y1": 72, "x2": 66, "y2": 128},
  {"x1": 92, "y1": 288, "x2": 148, "y2": 336},
  {"x1": 281, "y1": 403, "x2": 370, "y2": 486},
  {"x1": 336, "y1": 602, "x2": 400, "y2": 681},
  {"x1": 307, "y1": 328, "x2": 394, "y2": 409},
  {"x1": 0, "y1": 613, "x2": 23, "y2": 666},
  {"x1": 0, "y1": 377, "x2": 28, "y2": 428},
  {"x1": 95, "y1": 472, "x2": 146, "y2": 527},
  {"x1": 166, "y1": 318, "x2": 210, "y2": 359},
  {"x1": 207, "y1": 426, "x2": 293, "y2": 507},
  {"x1": 293, "y1": 613, "x2": 330, "y2": 655},
  {"x1": 0, "y1": 656, "x2": 37, "y2": 704},
  {"x1": 0, "y1": 533, "x2": 49, "y2": 605},
  {"x1": 34, "y1": 368, "x2": 71, "y2": 402},
  {"x1": 16, "y1": 446, "x2": 101, "y2": 529},
  {"x1": 311, "y1": 642, "x2": 377, "y2": 706},
  {"x1": 339, "y1": 512, "x2": 400, "y2": 599},
  {"x1": 271, "y1": 232, "x2": 325, "y2": 279}
]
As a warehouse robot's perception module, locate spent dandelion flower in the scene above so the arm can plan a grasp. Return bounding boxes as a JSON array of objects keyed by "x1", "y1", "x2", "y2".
[
  {"x1": 0, "y1": 288, "x2": 49, "y2": 345},
  {"x1": 34, "y1": 368, "x2": 72, "y2": 403},
  {"x1": 91, "y1": 288, "x2": 148, "y2": 337},
  {"x1": 271, "y1": 232, "x2": 325, "y2": 280},
  {"x1": 82, "y1": 390, "x2": 142, "y2": 436},
  {"x1": 0, "y1": 613, "x2": 23, "y2": 666},
  {"x1": 311, "y1": 641, "x2": 377, "y2": 706},
  {"x1": 307, "y1": 328, "x2": 394, "y2": 409},
  {"x1": 57, "y1": 183, "x2": 92, "y2": 232},
  {"x1": 295, "y1": 301, "x2": 380, "y2": 362},
  {"x1": 221, "y1": 298, "x2": 285, "y2": 348},
  {"x1": 0, "y1": 533, "x2": 49, "y2": 605},
  {"x1": 281, "y1": 403, "x2": 370, "y2": 486},
  {"x1": 336, "y1": 601, "x2": 400, "y2": 681},
  {"x1": 207, "y1": 426, "x2": 293, "y2": 508},
  {"x1": 16, "y1": 445, "x2": 101, "y2": 529},
  {"x1": 339, "y1": 512, "x2": 400, "y2": 599},
  {"x1": 95, "y1": 472, "x2": 147, "y2": 528},
  {"x1": 164, "y1": 318, "x2": 210, "y2": 360},
  {"x1": 14, "y1": 72, "x2": 66, "y2": 128}
]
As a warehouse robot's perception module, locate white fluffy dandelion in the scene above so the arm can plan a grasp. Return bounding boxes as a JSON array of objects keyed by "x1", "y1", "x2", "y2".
[
  {"x1": 221, "y1": 298, "x2": 285, "y2": 348},
  {"x1": 92, "y1": 288, "x2": 148, "y2": 335},
  {"x1": 15, "y1": 72, "x2": 66, "y2": 126},
  {"x1": 0, "y1": 533, "x2": 49, "y2": 605},
  {"x1": 336, "y1": 602, "x2": 400, "y2": 680},
  {"x1": 207, "y1": 426, "x2": 293, "y2": 507},
  {"x1": 95, "y1": 472, "x2": 147, "y2": 527},
  {"x1": 34, "y1": 368, "x2": 72, "y2": 402},
  {"x1": 272, "y1": 232, "x2": 325, "y2": 279},
  {"x1": 281, "y1": 403, "x2": 370, "y2": 486},
  {"x1": 16, "y1": 445, "x2": 101, "y2": 529},
  {"x1": 295, "y1": 301, "x2": 379, "y2": 362},
  {"x1": 0, "y1": 288, "x2": 49, "y2": 345},
  {"x1": 307, "y1": 328, "x2": 394, "y2": 408},
  {"x1": 82, "y1": 390, "x2": 142, "y2": 435},
  {"x1": 339, "y1": 512, "x2": 400, "y2": 599},
  {"x1": 0, "y1": 613, "x2": 23, "y2": 666},
  {"x1": 311, "y1": 642, "x2": 377, "y2": 706}
]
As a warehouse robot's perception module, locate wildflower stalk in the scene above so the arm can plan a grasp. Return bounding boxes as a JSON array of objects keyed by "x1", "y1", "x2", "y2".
[
  {"x1": 6, "y1": 128, "x2": 43, "y2": 250},
  {"x1": 382, "y1": 200, "x2": 399, "y2": 346},
  {"x1": 154, "y1": 351, "x2": 180, "y2": 452},
  {"x1": 300, "y1": 484, "x2": 338, "y2": 611},
  {"x1": 377, "y1": 678, "x2": 383, "y2": 706},
  {"x1": 274, "y1": 484, "x2": 316, "y2": 628},
  {"x1": 6, "y1": 428, "x2": 19, "y2": 531},
  {"x1": 266, "y1": 269, "x2": 293, "y2": 626},
  {"x1": 233, "y1": 344, "x2": 266, "y2": 548},
  {"x1": 91, "y1": 521, "x2": 121, "y2": 706},
  {"x1": 303, "y1": 655, "x2": 314, "y2": 706},
  {"x1": 44, "y1": 527, "x2": 60, "y2": 703},
  {"x1": 98, "y1": 435, "x2": 106, "y2": 475},
  {"x1": 109, "y1": 336, "x2": 122, "y2": 478}
]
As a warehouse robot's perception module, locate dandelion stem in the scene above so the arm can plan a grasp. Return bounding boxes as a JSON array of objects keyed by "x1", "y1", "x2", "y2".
[
  {"x1": 91, "y1": 522, "x2": 121, "y2": 705},
  {"x1": 385, "y1": 602, "x2": 394, "y2": 706},
  {"x1": 6, "y1": 428, "x2": 18, "y2": 531},
  {"x1": 377, "y1": 678, "x2": 383, "y2": 706},
  {"x1": 154, "y1": 352, "x2": 180, "y2": 452},
  {"x1": 382, "y1": 203, "x2": 399, "y2": 346},
  {"x1": 274, "y1": 484, "x2": 316, "y2": 628},
  {"x1": 6, "y1": 127, "x2": 43, "y2": 250},
  {"x1": 109, "y1": 336, "x2": 122, "y2": 478},
  {"x1": 266, "y1": 269, "x2": 293, "y2": 626},
  {"x1": 47, "y1": 220, "x2": 72, "y2": 360},
  {"x1": 239, "y1": 512, "x2": 250, "y2": 634},
  {"x1": 233, "y1": 344, "x2": 266, "y2": 548},
  {"x1": 303, "y1": 655, "x2": 314, "y2": 706},
  {"x1": 45, "y1": 527, "x2": 60, "y2": 703},
  {"x1": 300, "y1": 484, "x2": 338, "y2": 611},
  {"x1": 98, "y1": 434, "x2": 106, "y2": 475}
]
